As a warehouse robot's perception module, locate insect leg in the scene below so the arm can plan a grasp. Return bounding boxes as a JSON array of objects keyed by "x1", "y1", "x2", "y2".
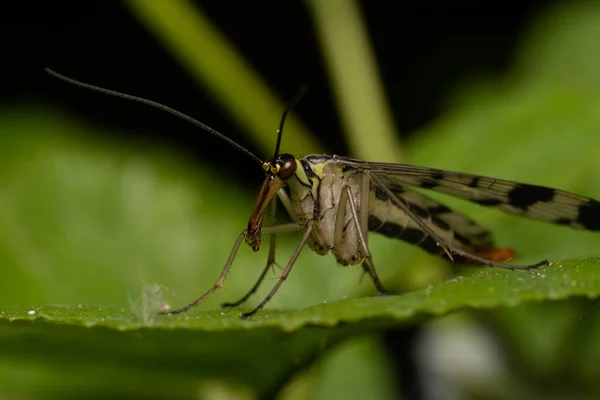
[
  {"x1": 160, "y1": 230, "x2": 247, "y2": 315},
  {"x1": 343, "y1": 185, "x2": 389, "y2": 295},
  {"x1": 240, "y1": 222, "x2": 314, "y2": 319},
  {"x1": 222, "y1": 197, "x2": 280, "y2": 308},
  {"x1": 359, "y1": 172, "x2": 370, "y2": 245},
  {"x1": 334, "y1": 184, "x2": 349, "y2": 250},
  {"x1": 369, "y1": 173, "x2": 549, "y2": 270}
]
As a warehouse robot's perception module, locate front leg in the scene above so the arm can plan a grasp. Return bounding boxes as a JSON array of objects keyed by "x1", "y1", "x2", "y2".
[
  {"x1": 160, "y1": 230, "x2": 247, "y2": 315},
  {"x1": 241, "y1": 222, "x2": 314, "y2": 319},
  {"x1": 222, "y1": 197, "x2": 280, "y2": 308}
]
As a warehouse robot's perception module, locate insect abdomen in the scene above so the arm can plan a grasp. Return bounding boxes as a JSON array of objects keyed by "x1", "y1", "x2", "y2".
[
  {"x1": 368, "y1": 210, "x2": 442, "y2": 255},
  {"x1": 366, "y1": 185, "x2": 514, "y2": 264}
]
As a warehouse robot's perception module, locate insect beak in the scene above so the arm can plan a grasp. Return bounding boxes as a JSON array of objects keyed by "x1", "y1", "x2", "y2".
[{"x1": 246, "y1": 174, "x2": 286, "y2": 251}]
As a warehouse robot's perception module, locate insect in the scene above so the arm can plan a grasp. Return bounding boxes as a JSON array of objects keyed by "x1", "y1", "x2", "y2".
[{"x1": 46, "y1": 68, "x2": 600, "y2": 319}]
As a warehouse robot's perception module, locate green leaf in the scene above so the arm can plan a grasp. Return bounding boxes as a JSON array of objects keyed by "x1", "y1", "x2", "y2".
[
  {"x1": 6, "y1": 258, "x2": 600, "y2": 331},
  {"x1": 2, "y1": 258, "x2": 600, "y2": 397}
]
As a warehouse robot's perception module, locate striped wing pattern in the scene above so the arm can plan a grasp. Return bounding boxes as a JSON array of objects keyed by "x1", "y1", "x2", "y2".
[
  {"x1": 334, "y1": 156, "x2": 600, "y2": 232},
  {"x1": 368, "y1": 183, "x2": 505, "y2": 263},
  {"x1": 369, "y1": 184, "x2": 515, "y2": 265}
]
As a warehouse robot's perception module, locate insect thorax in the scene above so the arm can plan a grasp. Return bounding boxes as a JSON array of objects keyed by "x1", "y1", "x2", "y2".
[{"x1": 287, "y1": 157, "x2": 367, "y2": 266}]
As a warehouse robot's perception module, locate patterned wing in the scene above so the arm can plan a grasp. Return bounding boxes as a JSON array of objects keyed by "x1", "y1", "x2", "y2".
[
  {"x1": 368, "y1": 183, "x2": 514, "y2": 264},
  {"x1": 335, "y1": 157, "x2": 600, "y2": 231}
]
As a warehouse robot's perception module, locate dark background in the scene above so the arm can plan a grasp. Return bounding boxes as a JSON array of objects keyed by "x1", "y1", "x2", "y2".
[{"x1": 4, "y1": 1, "x2": 556, "y2": 189}]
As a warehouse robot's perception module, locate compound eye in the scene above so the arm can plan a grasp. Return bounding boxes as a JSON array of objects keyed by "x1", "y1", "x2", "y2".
[{"x1": 277, "y1": 154, "x2": 297, "y2": 180}]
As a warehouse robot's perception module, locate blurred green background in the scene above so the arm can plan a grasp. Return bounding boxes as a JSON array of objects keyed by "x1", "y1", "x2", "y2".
[{"x1": 3, "y1": 0, "x2": 600, "y2": 399}]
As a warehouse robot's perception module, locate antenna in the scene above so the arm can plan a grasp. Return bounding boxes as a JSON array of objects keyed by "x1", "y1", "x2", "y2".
[
  {"x1": 44, "y1": 68, "x2": 263, "y2": 165},
  {"x1": 272, "y1": 84, "x2": 309, "y2": 161}
]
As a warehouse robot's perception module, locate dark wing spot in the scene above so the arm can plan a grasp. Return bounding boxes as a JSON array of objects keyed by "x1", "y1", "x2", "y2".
[
  {"x1": 408, "y1": 204, "x2": 428, "y2": 219},
  {"x1": 508, "y1": 184, "x2": 555, "y2": 211},
  {"x1": 368, "y1": 215, "x2": 385, "y2": 231},
  {"x1": 463, "y1": 230, "x2": 495, "y2": 249},
  {"x1": 554, "y1": 217, "x2": 573, "y2": 227},
  {"x1": 369, "y1": 216, "x2": 440, "y2": 254},
  {"x1": 473, "y1": 198, "x2": 504, "y2": 207},
  {"x1": 418, "y1": 235, "x2": 442, "y2": 254},
  {"x1": 420, "y1": 180, "x2": 438, "y2": 189},
  {"x1": 369, "y1": 216, "x2": 427, "y2": 245},
  {"x1": 473, "y1": 231, "x2": 493, "y2": 241},
  {"x1": 388, "y1": 183, "x2": 405, "y2": 194},
  {"x1": 374, "y1": 186, "x2": 389, "y2": 201},
  {"x1": 399, "y1": 227, "x2": 427, "y2": 245},
  {"x1": 428, "y1": 205, "x2": 452, "y2": 215},
  {"x1": 419, "y1": 173, "x2": 445, "y2": 189},
  {"x1": 431, "y1": 216, "x2": 450, "y2": 231},
  {"x1": 453, "y1": 232, "x2": 473, "y2": 247},
  {"x1": 369, "y1": 215, "x2": 401, "y2": 237},
  {"x1": 468, "y1": 176, "x2": 480, "y2": 188},
  {"x1": 578, "y1": 199, "x2": 600, "y2": 231}
]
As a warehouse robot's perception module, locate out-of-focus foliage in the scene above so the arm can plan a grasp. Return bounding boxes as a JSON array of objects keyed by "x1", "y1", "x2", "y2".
[{"x1": 2, "y1": 0, "x2": 600, "y2": 398}]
